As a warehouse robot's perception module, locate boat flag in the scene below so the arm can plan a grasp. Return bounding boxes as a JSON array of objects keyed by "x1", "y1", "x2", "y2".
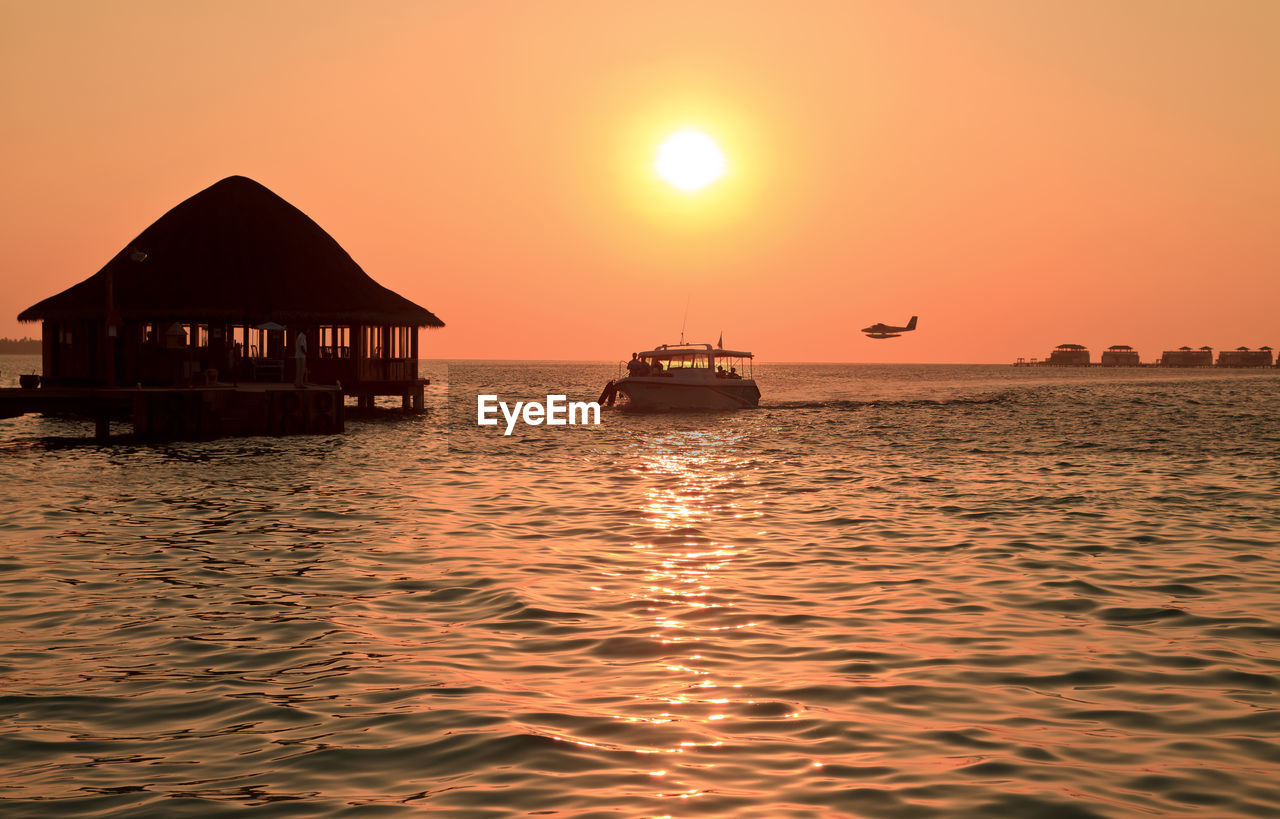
[{"x1": 717, "y1": 332, "x2": 723, "y2": 349}]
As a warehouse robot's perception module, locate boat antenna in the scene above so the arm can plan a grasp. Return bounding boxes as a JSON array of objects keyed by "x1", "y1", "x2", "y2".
[{"x1": 680, "y1": 295, "x2": 690, "y2": 345}]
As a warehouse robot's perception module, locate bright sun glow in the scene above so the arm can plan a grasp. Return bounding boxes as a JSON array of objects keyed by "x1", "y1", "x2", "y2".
[{"x1": 655, "y1": 130, "x2": 727, "y2": 192}]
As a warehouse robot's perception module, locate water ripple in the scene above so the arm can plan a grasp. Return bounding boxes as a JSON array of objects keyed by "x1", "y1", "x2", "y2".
[{"x1": 1, "y1": 363, "x2": 1278, "y2": 816}]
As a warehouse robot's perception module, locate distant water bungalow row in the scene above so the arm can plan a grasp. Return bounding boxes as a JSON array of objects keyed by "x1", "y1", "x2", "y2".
[
  {"x1": 1, "y1": 176, "x2": 444, "y2": 440},
  {"x1": 1014, "y1": 344, "x2": 1278, "y2": 368},
  {"x1": 0, "y1": 337, "x2": 41, "y2": 354}
]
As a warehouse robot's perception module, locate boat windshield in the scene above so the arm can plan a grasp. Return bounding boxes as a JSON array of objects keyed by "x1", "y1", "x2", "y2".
[{"x1": 661, "y1": 352, "x2": 711, "y2": 370}]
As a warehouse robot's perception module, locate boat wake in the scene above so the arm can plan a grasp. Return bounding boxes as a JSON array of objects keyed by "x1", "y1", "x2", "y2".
[{"x1": 762, "y1": 394, "x2": 1017, "y2": 410}]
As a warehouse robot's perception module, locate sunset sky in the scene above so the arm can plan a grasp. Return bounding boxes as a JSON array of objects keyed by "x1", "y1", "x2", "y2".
[{"x1": 2, "y1": 0, "x2": 1276, "y2": 363}]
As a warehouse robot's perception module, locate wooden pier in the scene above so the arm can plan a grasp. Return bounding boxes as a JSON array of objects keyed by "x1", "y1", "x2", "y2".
[{"x1": 0, "y1": 383, "x2": 345, "y2": 441}]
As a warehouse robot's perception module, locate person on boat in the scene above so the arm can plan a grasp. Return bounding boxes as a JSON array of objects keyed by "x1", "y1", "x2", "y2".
[
  {"x1": 716, "y1": 365, "x2": 726, "y2": 378},
  {"x1": 727, "y1": 367, "x2": 741, "y2": 379},
  {"x1": 627, "y1": 353, "x2": 650, "y2": 377},
  {"x1": 650, "y1": 359, "x2": 664, "y2": 374}
]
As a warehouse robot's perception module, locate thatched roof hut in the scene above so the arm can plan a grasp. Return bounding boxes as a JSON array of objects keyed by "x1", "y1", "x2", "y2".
[
  {"x1": 18, "y1": 176, "x2": 443, "y2": 392},
  {"x1": 19, "y1": 176, "x2": 443, "y2": 328}
]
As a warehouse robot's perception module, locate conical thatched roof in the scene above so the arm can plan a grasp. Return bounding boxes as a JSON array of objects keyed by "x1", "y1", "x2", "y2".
[{"x1": 18, "y1": 176, "x2": 444, "y2": 328}]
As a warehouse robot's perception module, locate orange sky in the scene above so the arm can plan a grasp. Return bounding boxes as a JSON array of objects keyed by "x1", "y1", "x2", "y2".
[{"x1": 2, "y1": 0, "x2": 1276, "y2": 363}]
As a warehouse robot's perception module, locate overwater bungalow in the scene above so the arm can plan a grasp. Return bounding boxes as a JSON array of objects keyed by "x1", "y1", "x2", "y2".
[
  {"x1": 1100, "y1": 345, "x2": 1140, "y2": 366},
  {"x1": 1159, "y1": 346, "x2": 1213, "y2": 367},
  {"x1": 17, "y1": 176, "x2": 443, "y2": 409},
  {"x1": 1217, "y1": 346, "x2": 1273, "y2": 367},
  {"x1": 1047, "y1": 343, "x2": 1090, "y2": 366}
]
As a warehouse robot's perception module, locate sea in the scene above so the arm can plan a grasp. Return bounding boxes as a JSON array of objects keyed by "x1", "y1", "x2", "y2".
[{"x1": 2, "y1": 355, "x2": 1279, "y2": 818}]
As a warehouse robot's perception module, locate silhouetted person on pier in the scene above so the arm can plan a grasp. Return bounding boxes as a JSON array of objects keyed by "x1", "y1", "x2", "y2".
[{"x1": 295, "y1": 331, "x2": 308, "y2": 387}]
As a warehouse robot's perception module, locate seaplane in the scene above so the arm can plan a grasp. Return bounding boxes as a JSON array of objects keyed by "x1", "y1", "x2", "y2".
[{"x1": 862, "y1": 316, "x2": 917, "y2": 339}]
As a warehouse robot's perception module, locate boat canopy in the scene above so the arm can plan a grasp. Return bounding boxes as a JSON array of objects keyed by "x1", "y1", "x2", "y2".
[{"x1": 639, "y1": 343, "x2": 753, "y2": 360}]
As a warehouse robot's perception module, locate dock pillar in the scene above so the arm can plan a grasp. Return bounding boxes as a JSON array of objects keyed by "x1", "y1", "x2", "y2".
[
  {"x1": 413, "y1": 384, "x2": 424, "y2": 411},
  {"x1": 94, "y1": 414, "x2": 110, "y2": 441},
  {"x1": 402, "y1": 392, "x2": 411, "y2": 411}
]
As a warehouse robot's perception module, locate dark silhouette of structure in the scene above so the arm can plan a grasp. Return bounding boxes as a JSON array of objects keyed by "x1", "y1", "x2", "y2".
[
  {"x1": 0, "y1": 337, "x2": 41, "y2": 354},
  {"x1": 1017, "y1": 341, "x2": 1275, "y2": 368},
  {"x1": 18, "y1": 176, "x2": 443, "y2": 409},
  {"x1": 1159, "y1": 346, "x2": 1213, "y2": 367},
  {"x1": 1100, "y1": 345, "x2": 1140, "y2": 366},
  {"x1": 1047, "y1": 343, "x2": 1090, "y2": 365},
  {"x1": 1217, "y1": 346, "x2": 1273, "y2": 367}
]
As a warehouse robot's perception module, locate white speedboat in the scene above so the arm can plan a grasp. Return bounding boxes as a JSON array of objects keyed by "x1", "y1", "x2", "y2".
[{"x1": 600, "y1": 343, "x2": 760, "y2": 410}]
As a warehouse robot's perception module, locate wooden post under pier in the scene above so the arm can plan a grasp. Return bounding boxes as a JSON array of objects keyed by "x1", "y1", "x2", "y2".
[{"x1": 347, "y1": 378, "x2": 428, "y2": 414}]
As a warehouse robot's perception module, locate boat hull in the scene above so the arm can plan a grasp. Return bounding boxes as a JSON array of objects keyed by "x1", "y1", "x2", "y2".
[{"x1": 615, "y1": 377, "x2": 760, "y2": 411}]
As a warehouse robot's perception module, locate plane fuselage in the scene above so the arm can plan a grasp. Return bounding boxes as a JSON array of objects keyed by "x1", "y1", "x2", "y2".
[{"x1": 861, "y1": 316, "x2": 918, "y2": 339}]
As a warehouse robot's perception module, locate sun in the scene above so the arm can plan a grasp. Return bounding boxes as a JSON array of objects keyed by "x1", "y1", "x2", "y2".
[{"x1": 655, "y1": 129, "x2": 727, "y2": 192}]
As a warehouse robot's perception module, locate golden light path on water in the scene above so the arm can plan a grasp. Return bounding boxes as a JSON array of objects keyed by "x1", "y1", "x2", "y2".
[{"x1": 577, "y1": 430, "x2": 789, "y2": 810}]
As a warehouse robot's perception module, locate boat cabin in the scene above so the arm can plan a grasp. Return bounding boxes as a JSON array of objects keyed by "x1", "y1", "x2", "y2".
[{"x1": 638, "y1": 343, "x2": 754, "y2": 379}]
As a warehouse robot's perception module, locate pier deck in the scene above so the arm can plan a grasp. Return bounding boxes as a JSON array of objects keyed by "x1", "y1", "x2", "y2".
[{"x1": 0, "y1": 383, "x2": 345, "y2": 441}]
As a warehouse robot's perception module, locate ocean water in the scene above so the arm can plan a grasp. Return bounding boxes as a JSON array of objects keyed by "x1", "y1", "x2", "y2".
[{"x1": 1, "y1": 356, "x2": 1279, "y2": 818}]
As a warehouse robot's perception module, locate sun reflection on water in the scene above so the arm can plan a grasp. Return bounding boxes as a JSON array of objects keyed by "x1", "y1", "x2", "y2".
[{"x1": 606, "y1": 433, "x2": 767, "y2": 804}]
